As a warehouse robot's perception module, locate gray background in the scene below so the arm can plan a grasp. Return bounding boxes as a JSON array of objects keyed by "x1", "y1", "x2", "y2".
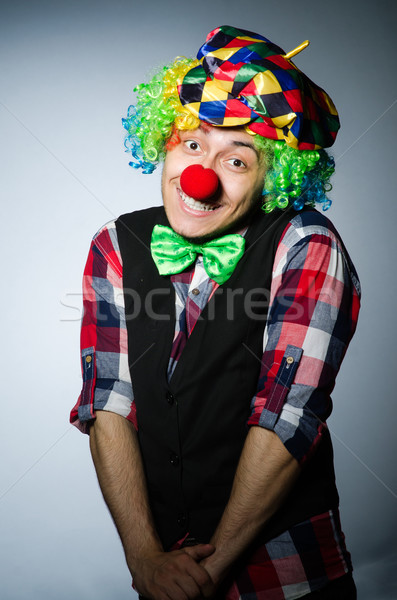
[{"x1": 1, "y1": 0, "x2": 396, "y2": 598}]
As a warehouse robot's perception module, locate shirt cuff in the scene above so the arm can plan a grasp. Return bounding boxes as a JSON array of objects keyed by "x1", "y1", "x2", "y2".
[{"x1": 70, "y1": 347, "x2": 137, "y2": 433}]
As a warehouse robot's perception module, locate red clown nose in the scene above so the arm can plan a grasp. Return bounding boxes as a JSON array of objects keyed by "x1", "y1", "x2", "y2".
[{"x1": 180, "y1": 164, "x2": 219, "y2": 201}]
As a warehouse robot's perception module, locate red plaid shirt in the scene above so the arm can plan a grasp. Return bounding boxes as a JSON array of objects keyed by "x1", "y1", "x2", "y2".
[{"x1": 71, "y1": 209, "x2": 360, "y2": 599}]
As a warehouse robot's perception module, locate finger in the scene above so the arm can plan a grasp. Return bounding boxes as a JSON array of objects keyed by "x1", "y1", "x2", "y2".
[
  {"x1": 175, "y1": 576, "x2": 202, "y2": 600},
  {"x1": 176, "y1": 554, "x2": 216, "y2": 598},
  {"x1": 183, "y1": 544, "x2": 215, "y2": 561},
  {"x1": 153, "y1": 554, "x2": 207, "y2": 600},
  {"x1": 155, "y1": 578, "x2": 190, "y2": 600},
  {"x1": 151, "y1": 550, "x2": 215, "y2": 599}
]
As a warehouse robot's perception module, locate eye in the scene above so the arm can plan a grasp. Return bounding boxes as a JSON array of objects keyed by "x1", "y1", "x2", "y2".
[
  {"x1": 185, "y1": 140, "x2": 201, "y2": 151},
  {"x1": 227, "y1": 158, "x2": 246, "y2": 169}
]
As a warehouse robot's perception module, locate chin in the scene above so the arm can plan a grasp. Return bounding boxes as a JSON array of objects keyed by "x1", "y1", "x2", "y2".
[
  {"x1": 171, "y1": 223, "x2": 220, "y2": 244},
  {"x1": 175, "y1": 222, "x2": 239, "y2": 245},
  {"x1": 181, "y1": 209, "x2": 260, "y2": 244},
  {"x1": 165, "y1": 210, "x2": 224, "y2": 243}
]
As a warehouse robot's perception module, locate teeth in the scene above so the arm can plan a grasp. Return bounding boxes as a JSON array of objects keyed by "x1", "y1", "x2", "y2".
[{"x1": 179, "y1": 189, "x2": 218, "y2": 212}]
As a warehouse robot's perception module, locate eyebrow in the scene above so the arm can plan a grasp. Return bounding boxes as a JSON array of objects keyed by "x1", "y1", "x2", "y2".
[
  {"x1": 196, "y1": 125, "x2": 260, "y2": 158},
  {"x1": 231, "y1": 140, "x2": 260, "y2": 158}
]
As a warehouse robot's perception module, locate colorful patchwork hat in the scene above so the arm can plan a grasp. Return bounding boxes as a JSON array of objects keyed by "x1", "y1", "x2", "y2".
[{"x1": 178, "y1": 25, "x2": 340, "y2": 150}]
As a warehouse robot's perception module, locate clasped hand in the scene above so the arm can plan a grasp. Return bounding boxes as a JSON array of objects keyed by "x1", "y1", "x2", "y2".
[{"x1": 133, "y1": 544, "x2": 216, "y2": 600}]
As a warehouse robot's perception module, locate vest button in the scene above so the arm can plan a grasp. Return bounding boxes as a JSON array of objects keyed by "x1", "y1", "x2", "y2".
[
  {"x1": 169, "y1": 453, "x2": 180, "y2": 466},
  {"x1": 166, "y1": 391, "x2": 175, "y2": 405},
  {"x1": 177, "y1": 513, "x2": 187, "y2": 527},
  {"x1": 191, "y1": 288, "x2": 200, "y2": 296}
]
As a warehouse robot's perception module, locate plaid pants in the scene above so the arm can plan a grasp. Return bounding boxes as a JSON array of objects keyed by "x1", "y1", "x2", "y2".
[{"x1": 138, "y1": 572, "x2": 356, "y2": 600}]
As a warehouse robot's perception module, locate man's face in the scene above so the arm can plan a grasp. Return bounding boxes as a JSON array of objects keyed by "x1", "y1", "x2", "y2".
[{"x1": 161, "y1": 125, "x2": 266, "y2": 240}]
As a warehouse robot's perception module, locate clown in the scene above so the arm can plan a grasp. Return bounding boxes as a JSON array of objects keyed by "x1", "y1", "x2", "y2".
[{"x1": 71, "y1": 26, "x2": 360, "y2": 600}]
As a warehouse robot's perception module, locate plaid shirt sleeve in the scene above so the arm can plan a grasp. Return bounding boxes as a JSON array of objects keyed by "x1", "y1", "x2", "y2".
[
  {"x1": 248, "y1": 211, "x2": 361, "y2": 464},
  {"x1": 70, "y1": 221, "x2": 136, "y2": 434}
]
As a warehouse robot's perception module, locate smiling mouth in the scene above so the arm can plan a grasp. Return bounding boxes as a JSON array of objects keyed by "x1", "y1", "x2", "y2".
[{"x1": 178, "y1": 189, "x2": 220, "y2": 212}]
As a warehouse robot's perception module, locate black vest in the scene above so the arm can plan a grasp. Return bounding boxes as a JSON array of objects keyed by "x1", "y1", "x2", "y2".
[{"x1": 116, "y1": 206, "x2": 338, "y2": 550}]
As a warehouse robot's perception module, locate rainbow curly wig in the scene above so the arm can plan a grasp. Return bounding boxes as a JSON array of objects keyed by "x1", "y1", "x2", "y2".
[{"x1": 122, "y1": 56, "x2": 335, "y2": 212}]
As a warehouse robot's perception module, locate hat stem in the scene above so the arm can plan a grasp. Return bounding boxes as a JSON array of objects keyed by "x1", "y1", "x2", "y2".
[{"x1": 283, "y1": 40, "x2": 310, "y2": 60}]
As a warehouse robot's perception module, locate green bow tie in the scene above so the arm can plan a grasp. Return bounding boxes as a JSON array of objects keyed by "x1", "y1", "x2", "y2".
[{"x1": 150, "y1": 224, "x2": 246, "y2": 285}]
